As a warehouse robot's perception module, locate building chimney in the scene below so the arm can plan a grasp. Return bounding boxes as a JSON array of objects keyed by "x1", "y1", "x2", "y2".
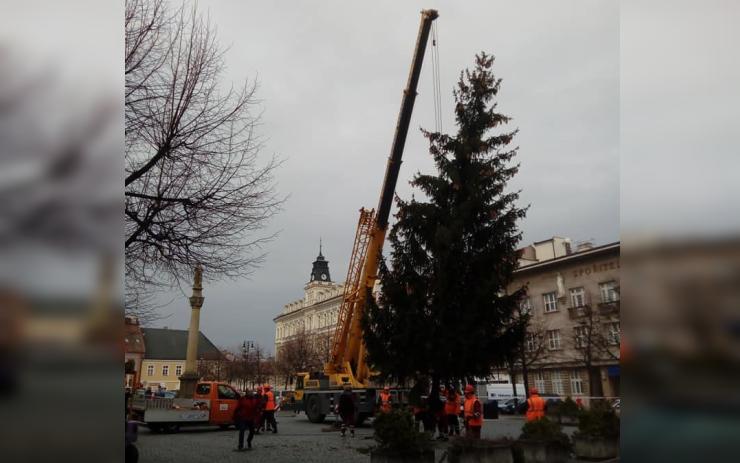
[{"x1": 576, "y1": 241, "x2": 594, "y2": 252}]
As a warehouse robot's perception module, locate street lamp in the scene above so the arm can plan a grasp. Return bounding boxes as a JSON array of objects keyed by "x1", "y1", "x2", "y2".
[{"x1": 242, "y1": 341, "x2": 256, "y2": 389}]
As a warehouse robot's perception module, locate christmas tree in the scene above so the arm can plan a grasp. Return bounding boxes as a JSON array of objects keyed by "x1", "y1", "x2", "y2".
[{"x1": 363, "y1": 53, "x2": 527, "y2": 387}]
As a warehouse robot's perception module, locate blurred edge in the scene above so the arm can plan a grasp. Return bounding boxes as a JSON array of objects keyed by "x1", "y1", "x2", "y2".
[{"x1": 0, "y1": 1, "x2": 123, "y2": 462}]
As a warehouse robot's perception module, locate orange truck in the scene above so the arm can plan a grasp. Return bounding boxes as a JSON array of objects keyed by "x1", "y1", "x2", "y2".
[{"x1": 131, "y1": 381, "x2": 240, "y2": 433}]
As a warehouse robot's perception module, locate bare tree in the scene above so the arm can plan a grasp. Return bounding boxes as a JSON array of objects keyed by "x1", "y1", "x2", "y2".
[
  {"x1": 275, "y1": 328, "x2": 322, "y2": 387},
  {"x1": 125, "y1": 0, "x2": 283, "y2": 295},
  {"x1": 515, "y1": 319, "x2": 549, "y2": 398},
  {"x1": 569, "y1": 305, "x2": 620, "y2": 398}
]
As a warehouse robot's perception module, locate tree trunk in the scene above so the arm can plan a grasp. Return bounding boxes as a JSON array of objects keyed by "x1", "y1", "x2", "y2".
[
  {"x1": 520, "y1": 349, "x2": 530, "y2": 398},
  {"x1": 588, "y1": 366, "x2": 604, "y2": 398}
]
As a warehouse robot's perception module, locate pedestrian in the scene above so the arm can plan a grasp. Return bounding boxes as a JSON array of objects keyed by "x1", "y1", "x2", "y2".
[
  {"x1": 263, "y1": 384, "x2": 278, "y2": 433},
  {"x1": 254, "y1": 386, "x2": 265, "y2": 434},
  {"x1": 337, "y1": 384, "x2": 357, "y2": 438},
  {"x1": 233, "y1": 391, "x2": 258, "y2": 451},
  {"x1": 525, "y1": 388, "x2": 546, "y2": 422},
  {"x1": 145, "y1": 386, "x2": 153, "y2": 399},
  {"x1": 378, "y1": 386, "x2": 392, "y2": 414},
  {"x1": 463, "y1": 384, "x2": 483, "y2": 439},
  {"x1": 290, "y1": 393, "x2": 297, "y2": 416},
  {"x1": 445, "y1": 387, "x2": 461, "y2": 436},
  {"x1": 427, "y1": 386, "x2": 445, "y2": 440}
]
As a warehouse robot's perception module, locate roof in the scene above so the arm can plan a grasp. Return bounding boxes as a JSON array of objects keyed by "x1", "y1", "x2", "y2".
[
  {"x1": 514, "y1": 241, "x2": 620, "y2": 274},
  {"x1": 141, "y1": 327, "x2": 223, "y2": 361}
]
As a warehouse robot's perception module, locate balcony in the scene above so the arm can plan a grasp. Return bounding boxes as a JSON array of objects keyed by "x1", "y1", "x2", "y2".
[
  {"x1": 598, "y1": 300, "x2": 620, "y2": 315},
  {"x1": 567, "y1": 305, "x2": 591, "y2": 319}
]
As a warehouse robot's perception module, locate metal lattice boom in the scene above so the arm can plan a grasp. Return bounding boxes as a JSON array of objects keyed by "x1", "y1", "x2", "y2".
[{"x1": 328, "y1": 208, "x2": 375, "y2": 371}]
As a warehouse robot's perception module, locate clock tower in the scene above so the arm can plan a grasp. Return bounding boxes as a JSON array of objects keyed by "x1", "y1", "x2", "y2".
[{"x1": 309, "y1": 239, "x2": 331, "y2": 283}]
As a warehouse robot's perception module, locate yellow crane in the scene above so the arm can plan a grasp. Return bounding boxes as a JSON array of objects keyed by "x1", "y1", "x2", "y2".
[{"x1": 296, "y1": 9, "x2": 439, "y2": 424}]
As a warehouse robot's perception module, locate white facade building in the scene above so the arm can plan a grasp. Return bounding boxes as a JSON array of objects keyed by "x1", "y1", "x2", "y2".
[{"x1": 274, "y1": 246, "x2": 344, "y2": 357}]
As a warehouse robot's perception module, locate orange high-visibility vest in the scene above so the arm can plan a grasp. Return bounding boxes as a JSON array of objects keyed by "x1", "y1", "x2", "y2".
[
  {"x1": 526, "y1": 395, "x2": 545, "y2": 421},
  {"x1": 464, "y1": 396, "x2": 483, "y2": 427},
  {"x1": 379, "y1": 391, "x2": 392, "y2": 413},
  {"x1": 265, "y1": 391, "x2": 276, "y2": 411},
  {"x1": 445, "y1": 393, "x2": 460, "y2": 415}
]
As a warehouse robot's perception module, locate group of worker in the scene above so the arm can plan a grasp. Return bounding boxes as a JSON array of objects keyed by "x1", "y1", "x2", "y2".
[
  {"x1": 231, "y1": 384, "x2": 278, "y2": 451},
  {"x1": 376, "y1": 384, "x2": 550, "y2": 440},
  {"x1": 377, "y1": 383, "x2": 484, "y2": 439}
]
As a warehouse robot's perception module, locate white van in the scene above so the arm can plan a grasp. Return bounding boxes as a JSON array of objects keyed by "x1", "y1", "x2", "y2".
[{"x1": 485, "y1": 382, "x2": 526, "y2": 401}]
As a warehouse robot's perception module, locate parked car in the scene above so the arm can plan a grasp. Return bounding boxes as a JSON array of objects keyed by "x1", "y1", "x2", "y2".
[
  {"x1": 610, "y1": 398, "x2": 621, "y2": 416},
  {"x1": 498, "y1": 398, "x2": 522, "y2": 414}
]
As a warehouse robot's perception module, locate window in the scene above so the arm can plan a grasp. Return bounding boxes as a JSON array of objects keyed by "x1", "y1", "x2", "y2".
[
  {"x1": 547, "y1": 330, "x2": 561, "y2": 350},
  {"x1": 574, "y1": 326, "x2": 588, "y2": 348},
  {"x1": 551, "y1": 371, "x2": 564, "y2": 395},
  {"x1": 218, "y1": 384, "x2": 238, "y2": 400},
  {"x1": 534, "y1": 371, "x2": 546, "y2": 392},
  {"x1": 543, "y1": 292, "x2": 558, "y2": 312},
  {"x1": 606, "y1": 322, "x2": 620, "y2": 345},
  {"x1": 162, "y1": 365, "x2": 169, "y2": 376},
  {"x1": 600, "y1": 281, "x2": 619, "y2": 303},
  {"x1": 525, "y1": 333, "x2": 536, "y2": 352},
  {"x1": 175, "y1": 365, "x2": 182, "y2": 376},
  {"x1": 147, "y1": 365, "x2": 154, "y2": 376},
  {"x1": 570, "y1": 370, "x2": 584, "y2": 395},
  {"x1": 520, "y1": 297, "x2": 533, "y2": 315},
  {"x1": 570, "y1": 287, "x2": 586, "y2": 308},
  {"x1": 195, "y1": 383, "x2": 211, "y2": 395}
]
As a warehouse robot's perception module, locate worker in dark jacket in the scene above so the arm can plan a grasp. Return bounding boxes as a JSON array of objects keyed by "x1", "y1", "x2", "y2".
[
  {"x1": 337, "y1": 385, "x2": 357, "y2": 437},
  {"x1": 233, "y1": 391, "x2": 259, "y2": 451}
]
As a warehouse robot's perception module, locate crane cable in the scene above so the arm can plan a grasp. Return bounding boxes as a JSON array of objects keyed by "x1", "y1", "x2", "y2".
[{"x1": 430, "y1": 21, "x2": 443, "y2": 134}]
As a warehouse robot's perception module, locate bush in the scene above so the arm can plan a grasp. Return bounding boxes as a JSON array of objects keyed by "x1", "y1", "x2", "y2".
[
  {"x1": 575, "y1": 401, "x2": 620, "y2": 439},
  {"x1": 554, "y1": 397, "x2": 579, "y2": 420},
  {"x1": 372, "y1": 409, "x2": 432, "y2": 456},
  {"x1": 519, "y1": 417, "x2": 571, "y2": 449}
]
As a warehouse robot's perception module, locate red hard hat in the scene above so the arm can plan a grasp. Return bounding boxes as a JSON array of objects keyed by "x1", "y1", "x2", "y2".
[
  {"x1": 530, "y1": 388, "x2": 539, "y2": 395},
  {"x1": 464, "y1": 384, "x2": 475, "y2": 393}
]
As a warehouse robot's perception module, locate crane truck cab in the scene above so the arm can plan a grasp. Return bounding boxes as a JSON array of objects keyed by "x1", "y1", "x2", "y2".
[{"x1": 131, "y1": 381, "x2": 240, "y2": 433}]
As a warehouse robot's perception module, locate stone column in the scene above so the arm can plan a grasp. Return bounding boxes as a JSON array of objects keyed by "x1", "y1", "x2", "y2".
[{"x1": 178, "y1": 265, "x2": 204, "y2": 398}]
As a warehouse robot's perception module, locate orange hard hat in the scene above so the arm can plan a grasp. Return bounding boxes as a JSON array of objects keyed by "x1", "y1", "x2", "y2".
[
  {"x1": 264, "y1": 384, "x2": 271, "y2": 390},
  {"x1": 464, "y1": 384, "x2": 475, "y2": 393}
]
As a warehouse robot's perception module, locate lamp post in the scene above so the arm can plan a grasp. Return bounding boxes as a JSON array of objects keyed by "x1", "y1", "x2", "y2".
[{"x1": 241, "y1": 341, "x2": 254, "y2": 390}]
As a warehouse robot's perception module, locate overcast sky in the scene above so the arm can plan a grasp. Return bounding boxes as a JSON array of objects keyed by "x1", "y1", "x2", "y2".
[
  {"x1": 145, "y1": 0, "x2": 619, "y2": 353},
  {"x1": 4, "y1": 1, "x2": 738, "y2": 355}
]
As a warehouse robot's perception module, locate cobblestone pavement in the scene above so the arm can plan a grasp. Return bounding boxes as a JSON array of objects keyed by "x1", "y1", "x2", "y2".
[{"x1": 136, "y1": 412, "x2": 545, "y2": 462}]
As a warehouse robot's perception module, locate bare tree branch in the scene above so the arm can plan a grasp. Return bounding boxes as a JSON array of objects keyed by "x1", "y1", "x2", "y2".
[{"x1": 125, "y1": 0, "x2": 284, "y2": 296}]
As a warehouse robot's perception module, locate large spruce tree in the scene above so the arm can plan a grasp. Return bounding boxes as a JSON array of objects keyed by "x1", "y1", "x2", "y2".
[{"x1": 363, "y1": 53, "x2": 527, "y2": 387}]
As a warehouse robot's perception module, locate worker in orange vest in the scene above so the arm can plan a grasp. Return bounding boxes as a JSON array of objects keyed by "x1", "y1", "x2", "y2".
[
  {"x1": 444, "y1": 387, "x2": 461, "y2": 436},
  {"x1": 263, "y1": 384, "x2": 278, "y2": 433},
  {"x1": 378, "y1": 386, "x2": 392, "y2": 413},
  {"x1": 463, "y1": 384, "x2": 483, "y2": 438},
  {"x1": 525, "y1": 388, "x2": 546, "y2": 422}
]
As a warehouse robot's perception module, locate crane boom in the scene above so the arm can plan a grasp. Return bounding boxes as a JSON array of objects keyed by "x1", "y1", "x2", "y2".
[{"x1": 326, "y1": 9, "x2": 439, "y2": 387}]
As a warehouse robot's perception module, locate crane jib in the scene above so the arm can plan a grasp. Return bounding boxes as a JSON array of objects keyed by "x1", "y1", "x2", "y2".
[
  {"x1": 376, "y1": 9, "x2": 438, "y2": 230},
  {"x1": 324, "y1": 9, "x2": 438, "y2": 387}
]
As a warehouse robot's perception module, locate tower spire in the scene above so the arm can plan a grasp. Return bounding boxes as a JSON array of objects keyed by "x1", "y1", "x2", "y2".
[{"x1": 319, "y1": 237, "x2": 323, "y2": 257}]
